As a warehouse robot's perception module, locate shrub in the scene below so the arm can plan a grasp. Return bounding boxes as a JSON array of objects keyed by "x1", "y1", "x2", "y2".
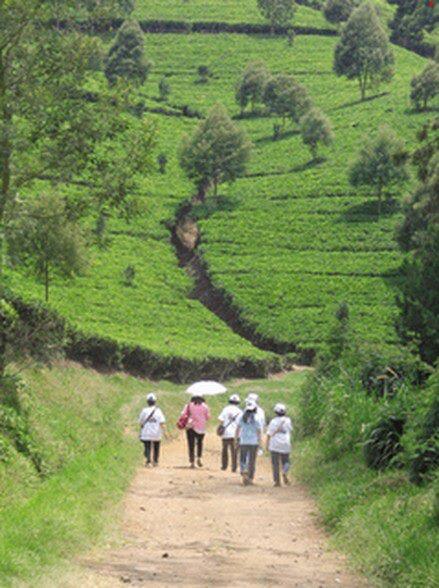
[
  {"x1": 408, "y1": 369, "x2": 439, "y2": 484},
  {"x1": 363, "y1": 415, "x2": 405, "y2": 470},
  {"x1": 299, "y1": 106, "x2": 334, "y2": 159},
  {"x1": 158, "y1": 76, "x2": 171, "y2": 101},
  {"x1": 157, "y1": 153, "x2": 168, "y2": 174},
  {"x1": 410, "y1": 61, "x2": 439, "y2": 111},
  {"x1": 105, "y1": 19, "x2": 152, "y2": 86},
  {"x1": 123, "y1": 265, "x2": 136, "y2": 287},
  {"x1": 355, "y1": 344, "x2": 425, "y2": 397},
  {"x1": 323, "y1": 0, "x2": 354, "y2": 24},
  {"x1": 197, "y1": 65, "x2": 211, "y2": 83}
]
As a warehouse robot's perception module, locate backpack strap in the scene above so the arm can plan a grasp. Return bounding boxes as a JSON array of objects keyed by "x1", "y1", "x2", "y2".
[
  {"x1": 223, "y1": 413, "x2": 238, "y2": 431},
  {"x1": 141, "y1": 408, "x2": 157, "y2": 427},
  {"x1": 272, "y1": 417, "x2": 287, "y2": 437}
]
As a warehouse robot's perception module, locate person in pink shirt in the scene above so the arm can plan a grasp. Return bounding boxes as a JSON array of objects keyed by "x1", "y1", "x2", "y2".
[{"x1": 180, "y1": 395, "x2": 210, "y2": 468}]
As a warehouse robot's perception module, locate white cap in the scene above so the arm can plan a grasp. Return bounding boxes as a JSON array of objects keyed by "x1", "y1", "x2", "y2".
[
  {"x1": 229, "y1": 394, "x2": 240, "y2": 403},
  {"x1": 147, "y1": 393, "x2": 157, "y2": 402},
  {"x1": 245, "y1": 400, "x2": 257, "y2": 411},
  {"x1": 247, "y1": 393, "x2": 259, "y2": 404},
  {"x1": 274, "y1": 403, "x2": 286, "y2": 415}
]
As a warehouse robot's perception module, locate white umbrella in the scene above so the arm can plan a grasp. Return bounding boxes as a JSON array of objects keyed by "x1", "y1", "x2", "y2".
[{"x1": 186, "y1": 381, "x2": 227, "y2": 396}]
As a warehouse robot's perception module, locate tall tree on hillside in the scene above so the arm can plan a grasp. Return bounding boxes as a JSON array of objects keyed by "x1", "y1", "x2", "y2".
[
  {"x1": 179, "y1": 104, "x2": 252, "y2": 199},
  {"x1": 349, "y1": 126, "x2": 409, "y2": 215},
  {"x1": 257, "y1": 0, "x2": 296, "y2": 32},
  {"x1": 323, "y1": 0, "x2": 354, "y2": 25},
  {"x1": 105, "y1": 19, "x2": 152, "y2": 87},
  {"x1": 299, "y1": 107, "x2": 334, "y2": 159},
  {"x1": 334, "y1": 1, "x2": 394, "y2": 100},
  {"x1": 7, "y1": 195, "x2": 88, "y2": 303},
  {"x1": 410, "y1": 61, "x2": 439, "y2": 111},
  {"x1": 397, "y1": 119, "x2": 439, "y2": 365},
  {"x1": 0, "y1": 1, "x2": 155, "y2": 374},
  {"x1": 263, "y1": 74, "x2": 312, "y2": 127},
  {"x1": 388, "y1": 0, "x2": 438, "y2": 53},
  {"x1": 235, "y1": 61, "x2": 270, "y2": 116},
  {"x1": 120, "y1": 0, "x2": 136, "y2": 14}
]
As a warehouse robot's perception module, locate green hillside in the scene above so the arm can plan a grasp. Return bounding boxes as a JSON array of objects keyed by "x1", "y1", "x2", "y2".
[
  {"x1": 5, "y1": 115, "x2": 271, "y2": 370},
  {"x1": 134, "y1": 0, "x2": 333, "y2": 29},
  {"x1": 6, "y1": 5, "x2": 435, "y2": 366}
]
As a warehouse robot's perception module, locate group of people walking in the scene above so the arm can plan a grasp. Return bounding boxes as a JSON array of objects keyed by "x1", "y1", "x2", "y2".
[{"x1": 138, "y1": 392, "x2": 292, "y2": 487}]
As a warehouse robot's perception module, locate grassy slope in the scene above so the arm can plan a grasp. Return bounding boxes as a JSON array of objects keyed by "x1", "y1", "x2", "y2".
[
  {"x1": 0, "y1": 362, "x2": 142, "y2": 585},
  {"x1": 295, "y1": 441, "x2": 438, "y2": 587}
]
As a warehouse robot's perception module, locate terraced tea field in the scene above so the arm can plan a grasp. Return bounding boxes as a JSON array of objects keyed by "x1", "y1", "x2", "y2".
[
  {"x1": 7, "y1": 5, "x2": 435, "y2": 368},
  {"x1": 134, "y1": 0, "x2": 333, "y2": 29},
  {"x1": 5, "y1": 115, "x2": 270, "y2": 370},
  {"x1": 144, "y1": 32, "x2": 427, "y2": 351}
]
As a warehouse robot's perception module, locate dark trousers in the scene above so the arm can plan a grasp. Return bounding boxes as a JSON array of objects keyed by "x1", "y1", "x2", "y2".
[
  {"x1": 143, "y1": 440, "x2": 160, "y2": 464},
  {"x1": 222, "y1": 438, "x2": 238, "y2": 472},
  {"x1": 240, "y1": 445, "x2": 258, "y2": 480},
  {"x1": 186, "y1": 428, "x2": 204, "y2": 463},
  {"x1": 271, "y1": 451, "x2": 290, "y2": 484}
]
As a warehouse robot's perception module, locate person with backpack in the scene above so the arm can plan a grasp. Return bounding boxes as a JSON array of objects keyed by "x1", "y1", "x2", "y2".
[
  {"x1": 236, "y1": 399, "x2": 262, "y2": 486},
  {"x1": 266, "y1": 403, "x2": 293, "y2": 487},
  {"x1": 217, "y1": 394, "x2": 242, "y2": 472},
  {"x1": 139, "y1": 393, "x2": 166, "y2": 467},
  {"x1": 246, "y1": 392, "x2": 266, "y2": 431},
  {"x1": 178, "y1": 395, "x2": 210, "y2": 468}
]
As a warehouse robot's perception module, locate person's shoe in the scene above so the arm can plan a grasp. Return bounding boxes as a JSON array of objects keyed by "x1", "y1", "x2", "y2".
[
  {"x1": 283, "y1": 473, "x2": 291, "y2": 486},
  {"x1": 197, "y1": 458, "x2": 203, "y2": 468},
  {"x1": 221, "y1": 466, "x2": 227, "y2": 471},
  {"x1": 153, "y1": 462, "x2": 158, "y2": 468},
  {"x1": 145, "y1": 461, "x2": 151, "y2": 468},
  {"x1": 274, "y1": 481, "x2": 281, "y2": 487},
  {"x1": 190, "y1": 462, "x2": 195, "y2": 469},
  {"x1": 242, "y1": 472, "x2": 249, "y2": 486}
]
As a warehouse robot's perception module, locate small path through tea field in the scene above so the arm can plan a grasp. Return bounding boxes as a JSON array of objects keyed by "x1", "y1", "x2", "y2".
[{"x1": 67, "y1": 436, "x2": 367, "y2": 588}]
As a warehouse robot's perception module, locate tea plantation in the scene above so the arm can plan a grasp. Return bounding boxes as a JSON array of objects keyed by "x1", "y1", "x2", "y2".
[
  {"x1": 5, "y1": 114, "x2": 273, "y2": 373},
  {"x1": 6, "y1": 1, "x2": 435, "y2": 367},
  {"x1": 134, "y1": 0, "x2": 333, "y2": 29}
]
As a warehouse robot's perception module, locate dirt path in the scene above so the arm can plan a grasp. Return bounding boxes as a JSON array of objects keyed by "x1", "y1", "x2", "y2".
[{"x1": 71, "y1": 436, "x2": 367, "y2": 587}]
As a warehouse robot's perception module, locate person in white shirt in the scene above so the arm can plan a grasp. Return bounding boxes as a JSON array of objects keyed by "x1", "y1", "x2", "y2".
[
  {"x1": 139, "y1": 393, "x2": 166, "y2": 467},
  {"x1": 266, "y1": 403, "x2": 293, "y2": 487},
  {"x1": 218, "y1": 394, "x2": 242, "y2": 472}
]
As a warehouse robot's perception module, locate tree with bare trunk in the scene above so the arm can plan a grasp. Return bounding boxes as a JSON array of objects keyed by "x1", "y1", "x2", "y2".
[
  {"x1": 257, "y1": 0, "x2": 296, "y2": 33},
  {"x1": 349, "y1": 126, "x2": 408, "y2": 216},
  {"x1": 6, "y1": 194, "x2": 87, "y2": 303},
  {"x1": 179, "y1": 104, "x2": 252, "y2": 200},
  {"x1": 334, "y1": 2, "x2": 394, "y2": 101}
]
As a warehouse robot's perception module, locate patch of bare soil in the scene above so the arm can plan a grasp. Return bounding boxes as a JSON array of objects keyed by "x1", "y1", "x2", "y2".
[{"x1": 63, "y1": 436, "x2": 367, "y2": 588}]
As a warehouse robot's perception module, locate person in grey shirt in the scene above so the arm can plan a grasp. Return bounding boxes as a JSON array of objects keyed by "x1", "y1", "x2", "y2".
[{"x1": 236, "y1": 400, "x2": 262, "y2": 486}]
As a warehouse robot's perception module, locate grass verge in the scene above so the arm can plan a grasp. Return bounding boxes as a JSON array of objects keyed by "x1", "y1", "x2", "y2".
[
  {"x1": 294, "y1": 443, "x2": 438, "y2": 587},
  {"x1": 0, "y1": 438, "x2": 138, "y2": 587}
]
